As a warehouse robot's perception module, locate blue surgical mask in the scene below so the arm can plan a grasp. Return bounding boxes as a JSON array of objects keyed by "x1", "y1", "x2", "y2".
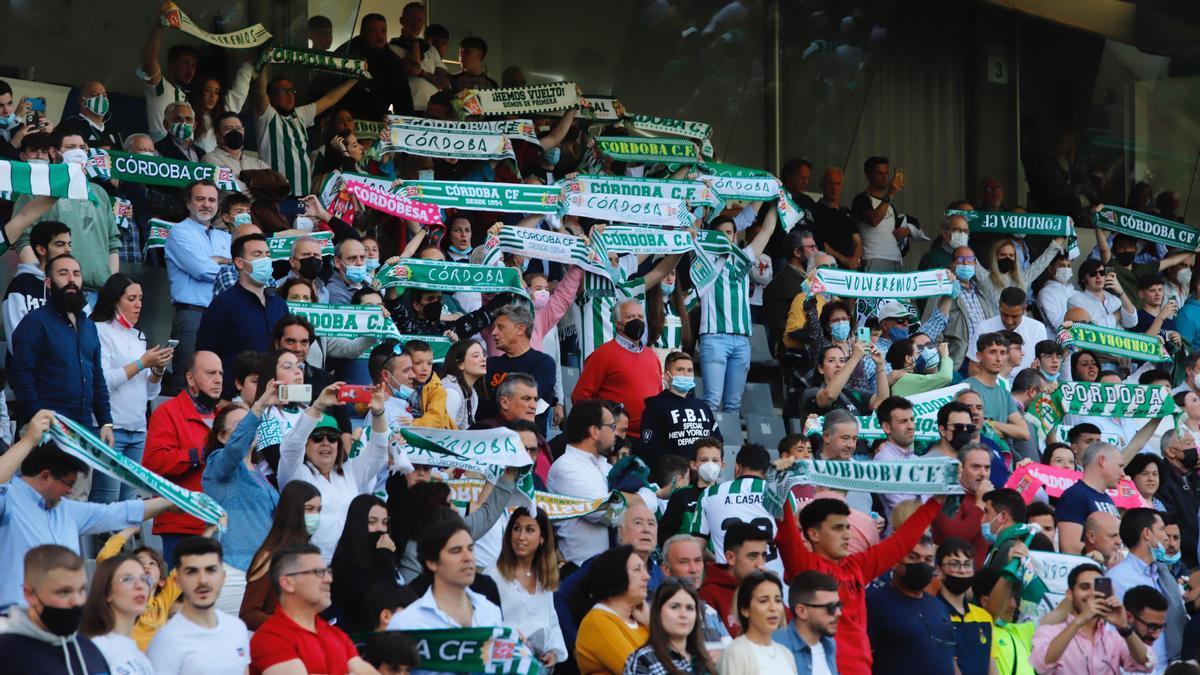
[
  {"x1": 345, "y1": 264, "x2": 368, "y2": 283},
  {"x1": 389, "y1": 379, "x2": 416, "y2": 401},
  {"x1": 449, "y1": 245, "x2": 473, "y2": 256},
  {"x1": 365, "y1": 258, "x2": 380, "y2": 272},
  {"x1": 246, "y1": 257, "x2": 274, "y2": 286},
  {"x1": 232, "y1": 212, "x2": 252, "y2": 226},
  {"x1": 0, "y1": 113, "x2": 15, "y2": 129},
  {"x1": 830, "y1": 320, "x2": 851, "y2": 341},
  {"x1": 1040, "y1": 368, "x2": 1059, "y2": 384},
  {"x1": 1153, "y1": 543, "x2": 1179, "y2": 565},
  {"x1": 915, "y1": 346, "x2": 940, "y2": 371},
  {"x1": 543, "y1": 146, "x2": 561, "y2": 165},
  {"x1": 981, "y1": 515, "x2": 1000, "y2": 543},
  {"x1": 886, "y1": 326, "x2": 909, "y2": 342},
  {"x1": 661, "y1": 282, "x2": 676, "y2": 295},
  {"x1": 955, "y1": 265, "x2": 976, "y2": 281},
  {"x1": 670, "y1": 375, "x2": 696, "y2": 394}
]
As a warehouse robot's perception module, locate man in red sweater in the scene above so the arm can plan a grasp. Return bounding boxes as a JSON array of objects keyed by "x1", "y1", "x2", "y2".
[
  {"x1": 778, "y1": 491, "x2": 947, "y2": 675},
  {"x1": 572, "y1": 298, "x2": 662, "y2": 433},
  {"x1": 142, "y1": 350, "x2": 223, "y2": 565},
  {"x1": 931, "y1": 444, "x2": 992, "y2": 567}
]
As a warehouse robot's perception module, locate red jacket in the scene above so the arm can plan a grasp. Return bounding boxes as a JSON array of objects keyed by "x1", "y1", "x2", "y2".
[
  {"x1": 930, "y1": 492, "x2": 989, "y2": 568},
  {"x1": 572, "y1": 340, "x2": 662, "y2": 433},
  {"x1": 778, "y1": 496, "x2": 942, "y2": 675},
  {"x1": 698, "y1": 561, "x2": 738, "y2": 634},
  {"x1": 142, "y1": 392, "x2": 213, "y2": 535}
]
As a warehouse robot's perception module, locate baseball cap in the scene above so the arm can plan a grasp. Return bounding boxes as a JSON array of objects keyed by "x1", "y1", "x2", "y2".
[
  {"x1": 312, "y1": 414, "x2": 339, "y2": 433},
  {"x1": 877, "y1": 299, "x2": 909, "y2": 321}
]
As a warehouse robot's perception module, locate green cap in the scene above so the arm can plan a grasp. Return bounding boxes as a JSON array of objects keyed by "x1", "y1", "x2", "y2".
[{"x1": 312, "y1": 414, "x2": 339, "y2": 433}]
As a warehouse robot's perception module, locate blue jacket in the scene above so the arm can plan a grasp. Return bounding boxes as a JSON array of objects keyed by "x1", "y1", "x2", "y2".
[
  {"x1": 200, "y1": 411, "x2": 279, "y2": 571},
  {"x1": 774, "y1": 622, "x2": 839, "y2": 674},
  {"x1": 1177, "y1": 298, "x2": 1200, "y2": 350},
  {"x1": 195, "y1": 283, "x2": 288, "y2": 398},
  {"x1": 9, "y1": 302, "x2": 110, "y2": 427},
  {"x1": 553, "y1": 553, "x2": 664, "y2": 654}
]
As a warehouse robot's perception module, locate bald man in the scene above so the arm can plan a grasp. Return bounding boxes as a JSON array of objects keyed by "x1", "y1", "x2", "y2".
[
  {"x1": 1081, "y1": 511, "x2": 1124, "y2": 568},
  {"x1": 60, "y1": 80, "x2": 120, "y2": 149},
  {"x1": 143, "y1": 350, "x2": 224, "y2": 563}
]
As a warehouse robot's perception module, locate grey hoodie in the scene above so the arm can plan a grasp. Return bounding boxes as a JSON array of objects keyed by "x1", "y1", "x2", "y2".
[{"x1": 0, "y1": 608, "x2": 109, "y2": 675}]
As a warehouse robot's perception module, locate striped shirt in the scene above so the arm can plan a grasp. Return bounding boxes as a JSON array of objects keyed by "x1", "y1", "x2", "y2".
[
  {"x1": 141, "y1": 73, "x2": 189, "y2": 141},
  {"x1": 699, "y1": 244, "x2": 753, "y2": 336},
  {"x1": 579, "y1": 271, "x2": 646, "y2": 359},
  {"x1": 653, "y1": 290, "x2": 698, "y2": 351},
  {"x1": 690, "y1": 476, "x2": 785, "y2": 579},
  {"x1": 256, "y1": 103, "x2": 316, "y2": 196}
]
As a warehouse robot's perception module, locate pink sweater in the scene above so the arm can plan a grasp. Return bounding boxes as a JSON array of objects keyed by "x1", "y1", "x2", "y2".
[{"x1": 485, "y1": 267, "x2": 583, "y2": 356}]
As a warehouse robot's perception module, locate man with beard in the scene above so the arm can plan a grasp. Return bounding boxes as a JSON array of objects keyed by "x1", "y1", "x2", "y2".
[
  {"x1": 143, "y1": 351, "x2": 223, "y2": 565},
  {"x1": 251, "y1": 68, "x2": 358, "y2": 196},
  {"x1": 775, "y1": 570, "x2": 841, "y2": 675},
  {"x1": 165, "y1": 179, "x2": 230, "y2": 395},
  {"x1": 147, "y1": 537, "x2": 252, "y2": 674},
  {"x1": 547, "y1": 401, "x2": 623, "y2": 566},
  {"x1": 9, "y1": 254, "x2": 113, "y2": 445},
  {"x1": 332, "y1": 13, "x2": 415, "y2": 121}
]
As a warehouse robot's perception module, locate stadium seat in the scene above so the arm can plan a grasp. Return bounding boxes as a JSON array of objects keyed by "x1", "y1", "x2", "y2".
[
  {"x1": 746, "y1": 413, "x2": 785, "y2": 450},
  {"x1": 742, "y1": 382, "x2": 775, "y2": 416},
  {"x1": 749, "y1": 325, "x2": 773, "y2": 367},
  {"x1": 560, "y1": 366, "x2": 580, "y2": 414},
  {"x1": 714, "y1": 411, "x2": 742, "y2": 446}
]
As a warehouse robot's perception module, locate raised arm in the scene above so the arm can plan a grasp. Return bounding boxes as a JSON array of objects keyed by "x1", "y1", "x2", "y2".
[
  {"x1": 141, "y1": 6, "x2": 165, "y2": 86},
  {"x1": 0, "y1": 410, "x2": 54, "y2": 485},
  {"x1": 539, "y1": 108, "x2": 577, "y2": 149},
  {"x1": 642, "y1": 253, "x2": 681, "y2": 289},
  {"x1": 5, "y1": 196, "x2": 57, "y2": 250},
  {"x1": 748, "y1": 205, "x2": 777, "y2": 260},
  {"x1": 313, "y1": 77, "x2": 360, "y2": 117},
  {"x1": 252, "y1": 65, "x2": 271, "y2": 118},
  {"x1": 816, "y1": 341, "x2": 865, "y2": 408}
]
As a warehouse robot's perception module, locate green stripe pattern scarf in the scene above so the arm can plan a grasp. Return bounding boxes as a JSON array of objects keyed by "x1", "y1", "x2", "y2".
[
  {"x1": 480, "y1": 226, "x2": 610, "y2": 277},
  {"x1": 1033, "y1": 382, "x2": 1178, "y2": 436},
  {"x1": 375, "y1": 258, "x2": 528, "y2": 299},
  {"x1": 267, "y1": 231, "x2": 333, "y2": 260},
  {"x1": 1093, "y1": 204, "x2": 1200, "y2": 251},
  {"x1": 595, "y1": 136, "x2": 702, "y2": 165},
  {"x1": 259, "y1": 45, "x2": 370, "y2": 78},
  {"x1": 564, "y1": 174, "x2": 721, "y2": 208},
  {"x1": 286, "y1": 302, "x2": 400, "y2": 340},
  {"x1": 160, "y1": 1, "x2": 271, "y2": 48},
  {"x1": 624, "y1": 114, "x2": 714, "y2": 158},
  {"x1": 399, "y1": 627, "x2": 543, "y2": 674},
  {"x1": 458, "y1": 82, "x2": 579, "y2": 117},
  {"x1": 95, "y1": 151, "x2": 241, "y2": 192},
  {"x1": 393, "y1": 180, "x2": 562, "y2": 214},
  {"x1": 379, "y1": 120, "x2": 515, "y2": 162},
  {"x1": 1065, "y1": 323, "x2": 1169, "y2": 362},
  {"x1": 948, "y1": 208, "x2": 1080, "y2": 257},
  {"x1": 0, "y1": 158, "x2": 89, "y2": 199}
]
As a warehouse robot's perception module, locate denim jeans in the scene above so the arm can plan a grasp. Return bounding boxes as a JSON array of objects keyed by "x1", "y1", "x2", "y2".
[
  {"x1": 89, "y1": 428, "x2": 146, "y2": 504},
  {"x1": 699, "y1": 333, "x2": 751, "y2": 413}
]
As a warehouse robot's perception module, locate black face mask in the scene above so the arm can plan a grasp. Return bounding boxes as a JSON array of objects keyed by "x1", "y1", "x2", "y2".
[
  {"x1": 942, "y1": 574, "x2": 975, "y2": 596},
  {"x1": 191, "y1": 390, "x2": 220, "y2": 412},
  {"x1": 223, "y1": 130, "x2": 245, "y2": 150},
  {"x1": 421, "y1": 300, "x2": 443, "y2": 322},
  {"x1": 949, "y1": 429, "x2": 973, "y2": 451},
  {"x1": 996, "y1": 258, "x2": 1015, "y2": 274},
  {"x1": 897, "y1": 562, "x2": 935, "y2": 591},
  {"x1": 1182, "y1": 447, "x2": 1199, "y2": 470},
  {"x1": 297, "y1": 256, "x2": 323, "y2": 281},
  {"x1": 49, "y1": 281, "x2": 86, "y2": 313},
  {"x1": 36, "y1": 600, "x2": 83, "y2": 637},
  {"x1": 1115, "y1": 251, "x2": 1137, "y2": 267},
  {"x1": 622, "y1": 319, "x2": 645, "y2": 341}
]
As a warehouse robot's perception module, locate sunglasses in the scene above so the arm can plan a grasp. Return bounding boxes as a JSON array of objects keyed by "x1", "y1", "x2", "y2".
[
  {"x1": 270, "y1": 87, "x2": 299, "y2": 95},
  {"x1": 1087, "y1": 269, "x2": 1107, "y2": 277},
  {"x1": 949, "y1": 423, "x2": 977, "y2": 433},
  {"x1": 802, "y1": 600, "x2": 842, "y2": 614},
  {"x1": 309, "y1": 430, "x2": 339, "y2": 443}
]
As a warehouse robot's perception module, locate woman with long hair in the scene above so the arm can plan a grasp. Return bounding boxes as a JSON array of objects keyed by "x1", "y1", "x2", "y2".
[
  {"x1": 1069, "y1": 349, "x2": 1100, "y2": 383},
  {"x1": 574, "y1": 544, "x2": 652, "y2": 674},
  {"x1": 485, "y1": 507, "x2": 566, "y2": 668},
  {"x1": 624, "y1": 579, "x2": 718, "y2": 675},
  {"x1": 80, "y1": 554, "x2": 155, "y2": 673},
  {"x1": 718, "y1": 571, "x2": 796, "y2": 674},
  {"x1": 801, "y1": 342, "x2": 889, "y2": 419},
  {"x1": 279, "y1": 277, "x2": 318, "y2": 304},
  {"x1": 441, "y1": 339, "x2": 488, "y2": 429},
  {"x1": 201, "y1": 379, "x2": 282, "y2": 608},
  {"x1": 797, "y1": 295, "x2": 874, "y2": 390},
  {"x1": 189, "y1": 69, "x2": 252, "y2": 153},
  {"x1": 240, "y1": 481, "x2": 322, "y2": 630},
  {"x1": 277, "y1": 381, "x2": 392, "y2": 562},
  {"x1": 647, "y1": 269, "x2": 695, "y2": 354},
  {"x1": 90, "y1": 273, "x2": 171, "y2": 503},
  {"x1": 95, "y1": 526, "x2": 197, "y2": 650},
  {"x1": 252, "y1": 348, "x2": 309, "y2": 475},
  {"x1": 311, "y1": 132, "x2": 365, "y2": 194},
  {"x1": 330, "y1": 494, "x2": 411, "y2": 634},
  {"x1": 976, "y1": 235, "x2": 1066, "y2": 306}
]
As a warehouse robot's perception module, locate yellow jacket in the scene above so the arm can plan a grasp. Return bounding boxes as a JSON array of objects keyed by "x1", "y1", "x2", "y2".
[
  {"x1": 413, "y1": 372, "x2": 455, "y2": 429},
  {"x1": 575, "y1": 607, "x2": 649, "y2": 674},
  {"x1": 97, "y1": 532, "x2": 182, "y2": 651},
  {"x1": 783, "y1": 292, "x2": 828, "y2": 351}
]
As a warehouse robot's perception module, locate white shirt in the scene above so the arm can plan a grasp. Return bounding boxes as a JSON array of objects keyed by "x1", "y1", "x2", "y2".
[
  {"x1": 277, "y1": 412, "x2": 389, "y2": 562},
  {"x1": 1067, "y1": 290, "x2": 1138, "y2": 329},
  {"x1": 809, "y1": 637, "x2": 834, "y2": 675},
  {"x1": 388, "y1": 586, "x2": 508, "y2": 675},
  {"x1": 146, "y1": 610, "x2": 251, "y2": 675},
  {"x1": 1037, "y1": 279, "x2": 1074, "y2": 331},
  {"x1": 546, "y1": 445, "x2": 612, "y2": 565},
  {"x1": 92, "y1": 632, "x2": 155, "y2": 675},
  {"x1": 96, "y1": 320, "x2": 161, "y2": 431},
  {"x1": 139, "y1": 71, "x2": 188, "y2": 142},
  {"x1": 966, "y1": 314, "x2": 1048, "y2": 369},
  {"x1": 484, "y1": 566, "x2": 568, "y2": 662},
  {"x1": 856, "y1": 194, "x2": 901, "y2": 262}
]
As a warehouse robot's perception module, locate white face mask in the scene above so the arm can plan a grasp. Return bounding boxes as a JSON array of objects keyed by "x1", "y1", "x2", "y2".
[
  {"x1": 1179, "y1": 268, "x2": 1193, "y2": 291},
  {"x1": 697, "y1": 461, "x2": 721, "y2": 484},
  {"x1": 949, "y1": 232, "x2": 969, "y2": 248},
  {"x1": 1055, "y1": 267, "x2": 1073, "y2": 284}
]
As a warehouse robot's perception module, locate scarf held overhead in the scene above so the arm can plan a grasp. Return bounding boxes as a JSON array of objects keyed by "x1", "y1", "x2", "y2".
[
  {"x1": 812, "y1": 267, "x2": 956, "y2": 299},
  {"x1": 595, "y1": 136, "x2": 702, "y2": 165},
  {"x1": 159, "y1": 1, "x2": 271, "y2": 48},
  {"x1": 259, "y1": 45, "x2": 370, "y2": 78},
  {"x1": 393, "y1": 180, "x2": 562, "y2": 214},
  {"x1": 1093, "y1": 204, "x2": 1200, "y2": 251},
  {"x1": 286, "y1": 301, "x2": 400, "y2": 340},
  {"x1": 458, "y1": 81, "x2": 579, "y2": 117},
  {"x1": 1032, "y1": 382, "x2": 1178, "y2": 435},
  {"x1": 1064, "y1": 322, "x2": 1169, "y2": 363},
  {"x1": 346, "y1": 179, "x2": 443, "y2": 225},
  {"x1": 375, "y1": 258, "x2": 528, "y2": 299}
]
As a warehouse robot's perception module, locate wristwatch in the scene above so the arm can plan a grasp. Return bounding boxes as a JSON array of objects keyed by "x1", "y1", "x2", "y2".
[{"x1": 1116, "y1": 624, "x2": 1134, "y2": 638}]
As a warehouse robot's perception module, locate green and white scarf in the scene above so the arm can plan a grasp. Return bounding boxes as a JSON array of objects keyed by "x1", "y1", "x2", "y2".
[
  {"x1": 94, "y1": 150, "x2": 240, "y2": 192},
  {"x1": 144, "y1": 218, "x2": 172, "y2": 251},
  {"x1": 806, "y1": 383, "x2": 967, "y2": 443},
  {"x1": 267, "y1": 231, "x2": 333, "y2": 261},
  {"x1": 1093, "y1": 204, "x2": 1200, "y2": 251},
  {"x1": 399, "y1": 428, "x2": 533, "y2": 484},
  {"x1": 286, "y1": 301, "x2": 399, "y2": 340},
  {"x1": 50, "y1": 414, "x2": 226, "y2": 525},
  {"x1": 782, "y1": 457, "x2": 963, "y2": 495},
  {"x1": 594, "y1": 225, "x2": 694, "y2": 255},
  {"x1": 353, "y1": 119, "x2": 385, "y2": 142},
  {"x1": 564, "y1": 174, "x2": 721, "y2": 209},
  {"x1": 160, "y1": 1, "x2": 271, "y2": 48},
  {"x1": 1033, "y1": 382, "x2": 1179, "y2": 435},
  {"x1": 480, "y1": 226, "x2": 610, "y2": 277},
  {"x1": 701, "y1": 162, "x2": 781, "y2": 201},
  {"x1": 375, "y1": 258, "x2": 528, "y2": 299},
  {"x1": 688, "y1": 229, "x2": 751, "y2": 296},
  {"x1": 0, "y1": 158, "x2": 89, "y2": 200},
  {"x1": 399, "y1": 627, "x2": 543, "y2": 674},
  {"x1": 1065, "y1": 323, "x2": 1169, "y2": 363},
  {"x1": 393, "y1": 180, "x2": 562, "y2": 214},
  {"x1": 379, "y1": 121, "x2": 515, "y2": 161},
  {"x1": 624, "y1": 114, "x2": 714, "y2": 158},
  {"x1": 561, "y1": 191, "x2": 697, "y2": 229},
  {"x1": 948, "y1": 209, "x2": 1080, "y2": 257},
  {"x1": 578, "y1": 95, "x2": 625, "y2": 121},
  {"x1": 258, "y1": 45, "x2": 370, "y2": 78},
  {"x1": 388, "y1": 115, "x2": 541, "y2": 146},
  {"x1": 812, "y1": 267, "x2": 956, "y2": 299},
  {"x1": 113, "y1": 197, "x2": 135, "y2": 232},
  {"x1": 595, "y1": 136, "x2": 702, "y2": 165},
  {"x1": 459, "y1": 81, "x2": 579, "y2": 116}
]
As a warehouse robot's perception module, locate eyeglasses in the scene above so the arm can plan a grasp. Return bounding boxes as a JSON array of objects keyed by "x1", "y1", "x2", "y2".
[
  {"x1": 941, "y1": 560, "x2": 974, "y2": 572},
  {"x1": 596, "y1": 422, "x2": 618, "y2": 431},
  {"x1": 270, "y1": 87, "x2": 299, "y2": 95},
  {"x1": 52, "y1": 475, "x2": 77, "y2": 490},
  {"x1": 310, "y1": 430, "x2": 339, "y2": 443},
  {"x1": 802, "y1": 600, "x2": 842, "y2": 614},
  {"x1": 1088, "y1": 269, "x2": 1107, "y2": 277},
  {"x1": 115, "y1": 574, "x2": 153, "y2": 589},
  {"x1": 1132, "y1": 615, "x2": 1165, "y2": 632},
  {"x1": 283, "y1": 567, "x2": 332, "y2": 579}
]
